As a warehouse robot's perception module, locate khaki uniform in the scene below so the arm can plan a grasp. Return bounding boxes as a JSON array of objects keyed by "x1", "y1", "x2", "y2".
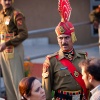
[
  {"x1": 89, "y1": 9, "x2": 100, "y2": 54},
  {"x1": 89, "y1": 10, "x2": 100, "y2": 23},
  {"x1": 0, "y1": 7, "x2": 28, "y2": 100},
  {"x1": 42, "y1": 49, "x2": 87, "y2": 100}
]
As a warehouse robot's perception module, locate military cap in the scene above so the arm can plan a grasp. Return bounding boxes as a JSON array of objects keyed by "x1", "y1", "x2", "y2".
[{"x1": 55, "y1": 21, "x2": 77, "y2": 43}]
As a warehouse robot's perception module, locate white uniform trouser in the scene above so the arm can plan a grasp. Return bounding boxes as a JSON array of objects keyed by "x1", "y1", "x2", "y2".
[{"x1": 0, "y1": 44, "x2": 25, "y2": 100}]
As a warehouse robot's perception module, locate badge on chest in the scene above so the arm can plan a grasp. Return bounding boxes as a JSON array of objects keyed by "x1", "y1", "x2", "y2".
[{"x1": 5, "y1": 16, "x2": 11, "y2": 25}]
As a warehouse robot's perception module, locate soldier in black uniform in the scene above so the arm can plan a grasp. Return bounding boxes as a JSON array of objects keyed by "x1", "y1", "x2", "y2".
[
  {"x1": 42, "y1": 21, "x2": 89, "y2": 100},
  {"x1": 0, "y1": 0, "x2": 28, "y2": 100}
]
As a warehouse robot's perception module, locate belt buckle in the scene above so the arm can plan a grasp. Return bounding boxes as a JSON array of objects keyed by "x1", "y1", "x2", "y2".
[{"x1": 72, "y1": 94, "x2": 80, "y2": 100}]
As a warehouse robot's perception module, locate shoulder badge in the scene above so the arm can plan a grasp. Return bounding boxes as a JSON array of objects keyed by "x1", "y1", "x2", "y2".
[
  {"x1": 42, "y1": 52, "x2": 58, "y2": 78},
  {"x1": 42, "y1": 57, "x2": 50, "y2": 78},
  {"x1": 13, "y1": 10, "x2": 23, "y2": 26}
]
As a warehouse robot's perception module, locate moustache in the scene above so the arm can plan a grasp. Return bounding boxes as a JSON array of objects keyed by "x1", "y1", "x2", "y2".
[{"x1": 62, "y1": 43, "x2": 68, "y2": 46}]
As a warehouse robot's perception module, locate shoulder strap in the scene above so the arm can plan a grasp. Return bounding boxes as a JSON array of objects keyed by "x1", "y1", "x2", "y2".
[
  {"x1": 56, "y1": 55, "x2": 89, "y2": 100},
  {"x1": 12, "y1": 9, "x2": 23, "y2": 24},
  {"x1": 13, "y1": 10, "x2": 19, "y2": 24}
]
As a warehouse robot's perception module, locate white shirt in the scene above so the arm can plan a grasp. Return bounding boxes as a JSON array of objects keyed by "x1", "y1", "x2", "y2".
[{"x1": 90, "y1": 85, "x2": 100, "y2": 100}]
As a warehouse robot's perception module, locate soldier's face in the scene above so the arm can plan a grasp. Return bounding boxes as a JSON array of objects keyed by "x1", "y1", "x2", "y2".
[
  {"x1": 57, "y1": 34, "x2": 73, "y2": 52},
  {"x1": 0, "y1": 0, "x2": 12, "y2": 9}
]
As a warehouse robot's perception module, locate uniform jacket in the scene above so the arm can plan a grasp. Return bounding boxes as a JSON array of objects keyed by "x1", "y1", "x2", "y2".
[
  {"x1": 42, "y1": 49, "x2": 87, "y2": 100},
  {"x1": 89, "y1": 9, "x2": 100, "y2": 23},
  {"x1": 0, "y1": 6, "x2": 28, "y2": 46}
]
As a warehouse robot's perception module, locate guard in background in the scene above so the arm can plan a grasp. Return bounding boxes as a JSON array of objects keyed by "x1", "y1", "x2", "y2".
[
  {"x1": 89, "y1": 5, "x2": 100, "y2": 54},
  {"x1": 42, "y1": 21, "x2": 89, "y2": 100},
  {"x1": 0, "y1": 0, "x2": 28, "y2": 100}
]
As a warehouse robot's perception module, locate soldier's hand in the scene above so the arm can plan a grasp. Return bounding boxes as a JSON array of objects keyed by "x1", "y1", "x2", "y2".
[
  {"x1": 93, "y1": 21, "x2": 99, "y2": 29},
  {"x1": 42, "y1": 72, "x2": 49, "y2": 78},
  {"x1": 0, "y1": 42, "x2": 6, "y2": 52}
]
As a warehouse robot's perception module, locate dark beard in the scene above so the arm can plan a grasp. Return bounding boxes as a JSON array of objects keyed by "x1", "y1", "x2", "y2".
[{"x1": 88, "y1": 84, "x2": 94, "y2": 90}]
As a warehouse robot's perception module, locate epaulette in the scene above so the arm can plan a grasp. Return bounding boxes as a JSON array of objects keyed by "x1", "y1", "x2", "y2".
[
  {"x1": 13, "y1": 10, "x2": 24, "y2": 24},
  {"x1": 13, "y1": 10, "x2": 24, "y2": 16},
  {"x1": 46, "y1": 52, "x2": 58, "y2": 59},
  {"x1": 77, "y1": 50, "x2": 86, "y2": 54},
  {"x1": 77, "y1": 51, "x2": 88, "y2": 59}
]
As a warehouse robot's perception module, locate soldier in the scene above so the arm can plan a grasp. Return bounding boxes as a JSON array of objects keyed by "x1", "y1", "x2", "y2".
[
  {"x1": 89, "y1": 5, "x2": 100, "y2": 29},
  {"x1": 89, "y1": 5, "x2": 100, "y2": 54},
  {"x1": 42, "y1": 21, "x2": 89, "y2": 100},
  {"x1": 0, "y1": 0, "x2": 28, "y2": 100}
]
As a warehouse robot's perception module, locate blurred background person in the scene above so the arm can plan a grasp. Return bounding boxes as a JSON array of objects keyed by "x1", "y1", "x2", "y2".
[
  {"x1": 79, "y1": 58, "x2": 100, "y2": 100},
  {"x1": 0, "y1": 0, "x2": 28, "y2": 99},
  {"x1": 89, "y1": 5, "x2": 100, "y2": 54},
  {"x1": 19, "y1": 77, "x2": 46, "y2": 100},
  {"x1": 89, "y1": 5, "x2": 100, "y2": 29}
]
